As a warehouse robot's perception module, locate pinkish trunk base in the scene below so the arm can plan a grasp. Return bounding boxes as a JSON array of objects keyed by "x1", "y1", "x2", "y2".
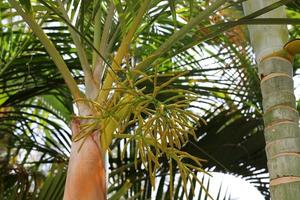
[{"x1": 63, "y1": 119, "x2": 106, "y2": 200}]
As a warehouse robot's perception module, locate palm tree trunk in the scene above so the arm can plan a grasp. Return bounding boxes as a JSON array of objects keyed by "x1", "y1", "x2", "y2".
[
  {"x1": 63, "y1": 119, "x2": 106, "y2": 200},
  {"x1": 243, "y1": 1, "x2": 300, "y2": 199}
]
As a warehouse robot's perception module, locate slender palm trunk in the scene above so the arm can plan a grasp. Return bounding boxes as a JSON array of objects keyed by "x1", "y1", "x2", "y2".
[
  {"x1": 244, "y1": 1, "x2": 300, "y2": 199},
  {"x1": 63, "y1": 119, "x2": 106, "y2": 200}
]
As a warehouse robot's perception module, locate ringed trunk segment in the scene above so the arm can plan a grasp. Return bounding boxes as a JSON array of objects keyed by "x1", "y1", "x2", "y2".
[
  {"x1": 244, "y1": 1, "x2": 300, "y2": 199},
  {"x1": 260, "y1": 57, "x2": 300, "y2": 199}
]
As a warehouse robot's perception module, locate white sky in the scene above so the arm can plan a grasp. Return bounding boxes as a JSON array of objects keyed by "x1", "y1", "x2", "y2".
[
  {"x1": 207, "y1": 173, "x2": 265, "y2": 200},
  {"x1": 148, "y1": 172, "x2": 265, "y2": 200}
]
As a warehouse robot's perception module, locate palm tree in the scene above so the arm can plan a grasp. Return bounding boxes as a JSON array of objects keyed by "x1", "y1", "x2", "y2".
[
  {"x1": 244, "y1": 0, "x2": 300, "y2": 199},
  {"x1": 1, "y1": 0, "x2": 300, "y2": 199}
]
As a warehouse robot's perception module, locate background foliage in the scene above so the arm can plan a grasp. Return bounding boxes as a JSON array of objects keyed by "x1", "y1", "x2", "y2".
[{"x1": 1, "y1": 0, "x2": 300, "y2": 199}]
